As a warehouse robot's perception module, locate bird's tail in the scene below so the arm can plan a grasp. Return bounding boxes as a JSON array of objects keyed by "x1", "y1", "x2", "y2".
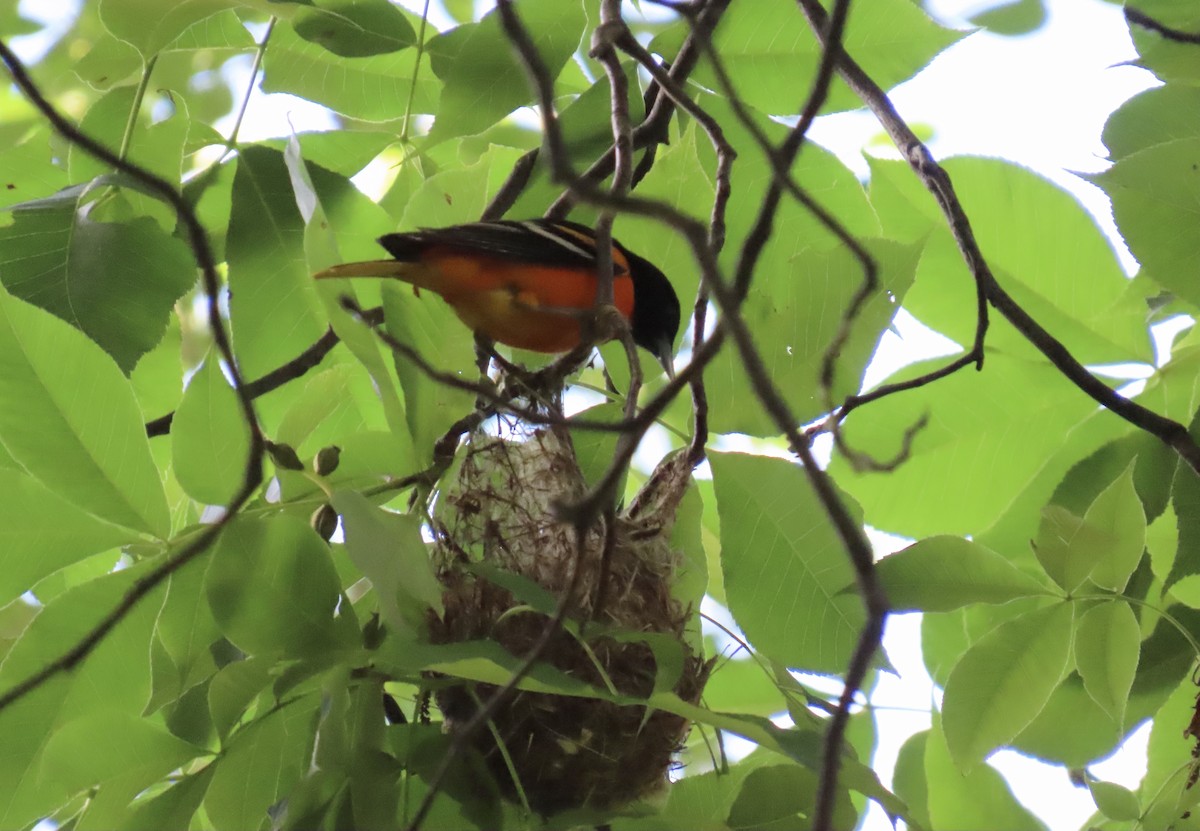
[{"x1": 313, "y1": 259, "x2": 436, "y2": 290}]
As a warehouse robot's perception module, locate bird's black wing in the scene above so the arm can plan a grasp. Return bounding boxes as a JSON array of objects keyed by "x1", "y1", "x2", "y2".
[{"x1": 378, "y1": 220, "x2": 619, "y2": 271}]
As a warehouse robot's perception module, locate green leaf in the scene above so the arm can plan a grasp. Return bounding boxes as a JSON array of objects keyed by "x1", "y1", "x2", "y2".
[
  {"x1": 262, "y1": 21, "x2": 439, "y2": 122},
  {"x1": 226, "y1": 145, "x2": 327, "y2": 380},
  {"x1": 1095, "y1": 138, "x2": 1200, "y2": 311},
  {"x1": 1052, "y1": 430, "x2": 1176, "y2": 524},
  {"x1": 877, "y1": 535, "x2": 1053, "y2": 612},
  {"x1": 0, "y1": 285, "x2": 169, "y2": 536},
  {"x1": 73, "y1": 35, "x2": 143, "y2": 90},
  {"x1": 969, "y1": 0, "x2": 1047, "y2": 34},
  {"x1": 205, "y1": 514, "x2": 355, "y2": 658},
  {"x1": 0, "y1": 563, "x2": 161, "y2": 830},
  {"x1": 1033, "y1": 505, "x2": 1103, "y2": 593},
  {"x1": 0, "y1": 182, "x2": 196, "y2": 373},
  {"x1": 701, "y1": 654, "x2": 786, "y2": 717},
  {"x1": 203, "y1": 701, "x2": 317, "y2": 831},
  {"x1": 892, "y1": 732, "x2": 931, "y2": 831},
  {"x1": 381, "y1": 281, "x2": 477, "y2": 463},
  {"x1": 973, "y1": 404, "x2": 1135, "y2": 566},
  {"x1": 1128, "y1": 605, "x2": 1197, "y2": 724},
  {"x1": 260, "y1": 130, "x2": 398, "y2": 177},
  {"x1": 401, "y1": 639, "x2": 602, "y2": 696},
  {"x1": 98, "y1": 0, "x2": 237, "y2": 56},
  {"x1": 121, "y1": 767, "x2": 216, "y2": 831},
  {"x1": 1089, "y1": 779, "x2": 1141, "y2": 822},
  {"x1": 1140, "y1": 675, "x2": 1200, "y2": 829},
  {"x1": 331, "y1": 490, "x2": 443, "y2": 637},
  {"x1": 1170, "y1": 573, "x2": 1200, "y2": 607},
  {"x1": 835, "y1": 352, "x2": 1097, "y2": 538},
  {"x1": 427, "y1": 0, "x2": 586, "y2": 143},
  {"x1": 925, "y1": 716, "x2": 1049, "y2": 831},
  {"x1": 725, "y1": 765, "x2": 816, "y2": 830},
  {"x1": 69, "y1": 86, "x2": 188, "y2": 217},
  {"x1": 156, "y1": 555, "x2": 221, "y2": 693},
  {"x1": 170, "y1": 353, "x2": 251, "y2": 506},
  {"x1": 1169, "y1": 415, "x2": 1200, "y2": 587},
  {"x1": 1074, "y1": 601, "x2": 1140, "y2": 724},
  {"x1": 0, "y1": 467, "x2": 137, "y2": 606},
  {"x1": 942, "y1": 601, "x2": 1074, "y2": 770},
  {"x1": 0, "y1": 135, "x2": 68, "y2": 211},
  {"x1": 274, "y1": 363, "x2": 385, "y2": 451},
  {"x1": 1128, "y1": 2, "x2": 1200, "y2": 83},
  {"x1": 1103, "y1": 85, "x2": 1200, "y2": 161},
  {"x1": 1011, "y1": 675, "x2": 1123, "y2": 767},
  {"x1": 898, "y1": 157, "x2": 1150, "y2": 364},
  {"x1": 1083, "y1": 461, "x2": 1147, "y2": 591},
  {"x1": 292, "y1": 0, "x2": 416, "y2": 57},
  {"x1": 278, "y1": 431, "x2": 411, "y2": 503},
  {"x1": 649, "y1": 0, "x2": 960, "y2": 116},
  {"x1": 283, "y1": 139, "x2": 416, "y2": 461},
  {"x1": 162, "y1": 668, "x2": 215, "y2": 748},
  {"x1": 705, "y1": 238, "x2": 921, "y2": 435},
  {"x1": 208, "y1": 656, "x2": 272, "y2": 741},
  {"x1": 40, "y1": 713, "x2": 204, "y2": 806},
  {"x1": 670, "y1": 480, "x2": 709, "y2": 632},
  {"x1": 569, "y1": 401, "x2": 625, "y2": 488},
  {"x1": 164, "y1": 8, "x2": 255, "y2": 52},
  {"x1": 710, "y1": 452, "x2": 864, "y2": 674},
  {"x1": 1148, "y1": 505, "x2": 1178, "y2": 583},
  {"x1": 627, "y1": 760, "x2": 760, "y2": 831}
]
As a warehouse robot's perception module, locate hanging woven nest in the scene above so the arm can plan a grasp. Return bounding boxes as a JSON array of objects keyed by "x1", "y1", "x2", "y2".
[{"x1": 429, "y1": 424, "x2": 710, "y2": 816}]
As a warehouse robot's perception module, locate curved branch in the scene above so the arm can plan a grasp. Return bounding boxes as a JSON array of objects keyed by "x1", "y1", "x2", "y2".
[{"x1": 1126, "y1": 7, "x2": 1200, "y2": 44}]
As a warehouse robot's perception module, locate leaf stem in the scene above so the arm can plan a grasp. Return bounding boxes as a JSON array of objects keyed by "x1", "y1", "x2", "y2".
[
  {"x1": 1114, "y1": 594, "x2": 1200, "y2": 660},
  {"x1": 117, "y1": 53, "x2": 157, "y2": 162},
  {"x1": 400, "y1": 0, "x2": 431, "y2": 144},
  {"x1": 224, "y1": 17, "x2": 276, "y2": 154}
]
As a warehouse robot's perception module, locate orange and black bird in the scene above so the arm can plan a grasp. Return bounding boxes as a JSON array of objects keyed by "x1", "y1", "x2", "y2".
[{"x1": 315, "y1": 219, "x2": 680, "y2": 374}]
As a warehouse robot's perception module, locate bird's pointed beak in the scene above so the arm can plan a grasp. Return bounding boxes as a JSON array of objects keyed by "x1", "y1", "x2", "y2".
[
  {"x1": 313, "y1": 260, "x2": 410, "y2": 279},
  {"x1": 654, "y1": 336, "x2": 676, "y2": 380}
]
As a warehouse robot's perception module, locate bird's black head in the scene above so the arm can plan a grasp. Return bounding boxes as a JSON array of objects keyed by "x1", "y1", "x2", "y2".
[{"x1": 620, "y1": 246, "x2": 680, "y2": 376}]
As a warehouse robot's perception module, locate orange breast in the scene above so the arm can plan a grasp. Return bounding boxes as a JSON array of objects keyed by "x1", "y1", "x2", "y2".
[{"x1": 419, "y1": 250, "x2": 637, "y2": 353}]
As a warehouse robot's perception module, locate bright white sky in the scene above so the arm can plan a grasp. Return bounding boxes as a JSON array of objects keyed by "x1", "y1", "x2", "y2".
[{"x1": 14, "y1": 1, "x2": 1166, "y2": 829}]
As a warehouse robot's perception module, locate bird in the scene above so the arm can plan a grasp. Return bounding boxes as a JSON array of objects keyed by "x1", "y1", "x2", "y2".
[{"x1": 314, "y1": 219, "x2": 680, "y2": 375}]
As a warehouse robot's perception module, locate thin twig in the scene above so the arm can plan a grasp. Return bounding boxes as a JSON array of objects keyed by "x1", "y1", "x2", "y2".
[
  {"x1": 340, "y1": 298, "x2": 678, "y2": 436},
  {"x1": 547, "y1": 0, "x2": 733, "y2": 218},
  {"x1": 222, "y1": 18, "x2": 276, "y2": 158},
  {"x1": 481, "y1": 147, "x2": 539, "y2": 221},
  {"x1": 116, "y1": 54, "x2": 158, "y2": 162},
  {"x1": 146, "y1": 308, "x2": 379, "y2": 437},
  {"x1": 400, "y1": 0, "x2": 432, "y2": 144},
  {"x1": 605, "y1": 19, "x2": 738, "y2": 466}
]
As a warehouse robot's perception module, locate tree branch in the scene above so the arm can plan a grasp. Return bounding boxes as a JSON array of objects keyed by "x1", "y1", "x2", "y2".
[
  {"x1": 1125, "y1": 7, "x2": 1200, "y2": 44},
  {"x1": 145, "y1": 308, "x2": 382, "y2": 437}
]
